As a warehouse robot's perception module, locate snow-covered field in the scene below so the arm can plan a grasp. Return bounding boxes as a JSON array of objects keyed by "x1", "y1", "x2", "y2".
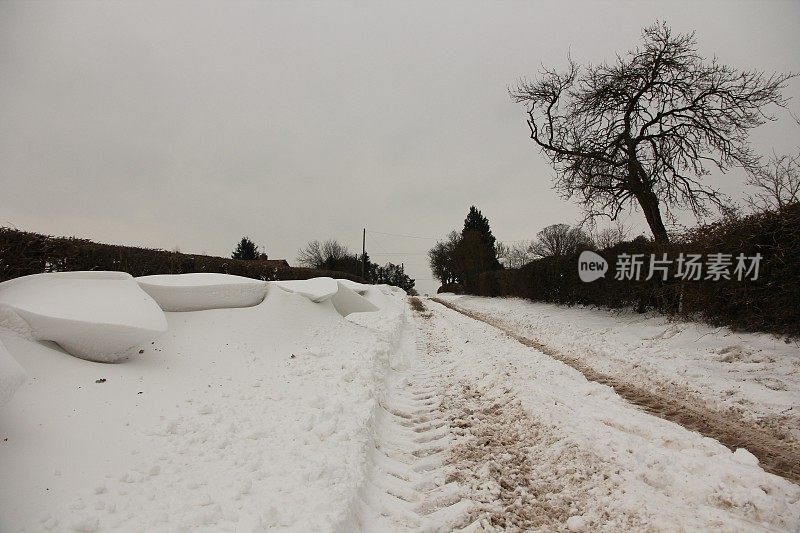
[{"x1": 1, "y1": 275, "x2": 799, "y2": 531}]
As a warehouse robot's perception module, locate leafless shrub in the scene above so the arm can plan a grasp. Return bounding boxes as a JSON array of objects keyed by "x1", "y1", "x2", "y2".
[
  {"x1": 593, "y1": 223, "x2": 629, "y2": 250},
  {"x1": 746, "y1": 151, "x2": 800, "y2": 211},
  {"x1": 530, "y1": 223, "x2": 593, "y2": 258},
  {"x1": 498, "y1": 241, "x2": 535, "y2": 269}
]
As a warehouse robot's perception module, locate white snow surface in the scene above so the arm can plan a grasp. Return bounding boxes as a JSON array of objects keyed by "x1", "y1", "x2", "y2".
[
  {"x1": 271, "y1": 278, "x2": 379, "y2": 317},
  {"x1": 2, "y1": 281, "x2": 799, "y2": 532},
  {"x1": 0, "y1": 272, "x2": 167, "y2": 363},
  {"x1": 436, "y1": 294, "x2": 800, "y2": 440},
  {"x1": 329, "y1": 282, "x2": 379, "y2": 316},
  {"x1": 336, "y1": 279, "x2": 370, "y2": 295},
  {"x1": 0, "y1": 338, "x2": 26, "y2": 406},
  {"x1": 420, "y1": 299, "x2": 800, "y2": 531},
  {"x1": 0, "y1": 281, "x2": 409, "y2": 532},
  {"x1": 136, "y1": 273, "x2": 269, "y2": 312},
  {"x1": 270, "y1": 277, "x2": 339, "y2": 302}
]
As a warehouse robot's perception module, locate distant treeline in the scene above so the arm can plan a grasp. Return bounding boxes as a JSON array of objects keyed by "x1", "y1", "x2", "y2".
[
  {"x1": 0, "y1": 228, "x2": 368, "y2": 284},
  {"x1": 465, "y1": 203, "x2": 800, "y2": 337}
]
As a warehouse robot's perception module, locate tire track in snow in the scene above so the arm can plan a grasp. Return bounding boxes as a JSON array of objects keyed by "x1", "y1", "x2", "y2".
[
  {"x1": 347, "y1": 299, "x2": 475, "y2": 531},
  {"x1": 421, "y1": 299, "x2": 653, "y2": 532},
  {"x1": 432, "y1": 297, "x2": 800, "y2": 484}
]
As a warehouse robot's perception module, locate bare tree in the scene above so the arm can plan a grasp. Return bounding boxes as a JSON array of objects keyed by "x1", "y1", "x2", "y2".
[
  {"x1": 511, "y1": 22, "x2": 794, "y2": 243},
  {"x1": 296, "y1": 239, "x2": 351, "y2": 268},
  {"x1": 593, "y1": 223, "x2": 629, "y2": 249},
  {"x1": 498, "y1": 241, "x2": 534, "y2": 268},
  {"x1": 530, "y1": 224, "x2": 593, "y2": 258},
  {"x1": 746, "y1": 151, "x2": 800, "y2": 211}
]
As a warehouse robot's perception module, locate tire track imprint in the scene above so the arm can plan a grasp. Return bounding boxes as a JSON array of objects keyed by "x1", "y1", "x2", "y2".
[
  {"x1": 350, "y1": 299, "x2": 474, "y2": 531},
  {"x1": 415, "y1": 298, "x2": 647, "y2": 532}
]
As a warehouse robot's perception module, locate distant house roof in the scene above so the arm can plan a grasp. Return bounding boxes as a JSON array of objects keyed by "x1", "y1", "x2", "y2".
[{"x1": 258, "y1": 254, "x2": 290, "y2": 269}]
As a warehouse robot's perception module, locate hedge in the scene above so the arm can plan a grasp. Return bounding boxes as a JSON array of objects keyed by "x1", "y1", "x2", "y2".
[
  {"x1": 466, "y1": 203, "x2": 800, "y2": 337},
  {"x1": 0, "y1": 228, "x2": 369, "y2": 284}
]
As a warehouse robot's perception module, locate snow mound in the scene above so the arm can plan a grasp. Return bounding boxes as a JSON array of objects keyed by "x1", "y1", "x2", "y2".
[
  {"x1": 0, "y1": 338, "x2": 26, "y2": 405},
  {"x1": 271, "y1": 277, "x2": 339, "y2": 302},
  {"x1": 0, "y1": 272, "x2": 167, "y2": 363},
  {"x1": 331, "y1": 282, "x2": 379, "y2": 316},
  {"x1": 136, "y1": 273, "x2": 269, "y2": 312},
  {"x1": 270, "y1": 278, "x2": 378, "y2": 316},
  {"x1": 732, "y1": 448, "x2": 760, "y2": 467},
  {"x1": 385, "y1": 285, "x2": 407, "y2": 295},
  {"x1": 336, "y1": 279, "x2": 369, "y2": 295}
]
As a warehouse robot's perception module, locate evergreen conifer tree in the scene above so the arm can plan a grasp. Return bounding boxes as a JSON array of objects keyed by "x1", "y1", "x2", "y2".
[
  {"x1": 461, "y1": 206, "x2": 501, "y2": 270},
  {"x1": 232, "y1": 236, "x2": 259, "y2": 260}
]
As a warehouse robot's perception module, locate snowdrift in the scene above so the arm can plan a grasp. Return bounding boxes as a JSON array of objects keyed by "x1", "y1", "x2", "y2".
[
  {"x1": 330, "y1": 282, "x2": 379, "y2": 316},
  {"x1": 0, "y1": 272, "x2": 167, "y2": 363},
  {"x1": 271, "y1": 278, "x2": 378, "y2": 316},
  {"x1": 271, "y1": 277, "x2": 339, "y2": 302},
  {"x1": 136, "y1": 273, "x2": 268, "y2": 312},
  {"x1": 0, "y1": 273, "x2": 411, "y2": 531},
  {"x1": 0, "y1": 338, "x2": 26, "y2": 405},
  {"x1": 336, "y1": 279, "x2": 369, "y2": 295}
]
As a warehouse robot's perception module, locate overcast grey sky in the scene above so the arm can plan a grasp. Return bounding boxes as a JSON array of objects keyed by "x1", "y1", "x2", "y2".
[{"x1": 1, "y1": 1, "x2": 798, "y2": 294}]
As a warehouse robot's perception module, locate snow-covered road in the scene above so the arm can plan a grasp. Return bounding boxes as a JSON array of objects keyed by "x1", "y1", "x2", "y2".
[
  {"x1": 2, "y1": 280, "x2": 799, "y2": 531},
  {"x1": 399, "y1": 298, "x2": 800, "y2": 531},
  {"x1": 433, "y1": 294, "x2": 800, "y2": 444},
  {"x1": 433, "y1": 294, "x2": 800, "y2": 484}
]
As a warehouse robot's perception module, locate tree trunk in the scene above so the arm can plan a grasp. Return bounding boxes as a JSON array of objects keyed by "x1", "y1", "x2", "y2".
[
  {"x1": 635, "y1": 189, "x2": 669, "y2": 243},
  {"x1": 628, "y1": 157, "x2": 670, "y2": 243}
]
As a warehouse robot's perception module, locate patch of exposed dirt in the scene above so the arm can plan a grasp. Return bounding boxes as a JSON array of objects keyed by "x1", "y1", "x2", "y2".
[
  {"x1": 441, "y1": 383, "x2": 647, "y2": 531},
  {"x1": 409, "y1": 297, "x2": 431, "y2": 317},
  {"x1": 432, "y1": 298, "x2": 800, "y2": 484}
]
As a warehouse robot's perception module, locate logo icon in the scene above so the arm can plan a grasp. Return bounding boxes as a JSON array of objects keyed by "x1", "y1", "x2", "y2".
[{"x1": 578, "y1": 251, "x2": 608, "y2": 282}]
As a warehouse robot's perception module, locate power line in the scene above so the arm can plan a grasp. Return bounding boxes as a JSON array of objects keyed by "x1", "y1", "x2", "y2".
[
  {"x1": 367, "y1": 228, "x2": 533, "y2": 243},
  {"x1": 370, "y1": 252, "x2": 427, "y2": 256},
  {"x1": 366, "y1": 229, "x2": 439, "y2": 240},
  {"x1": 369, "y1": 233, "x2": 392, "y2": 255}
]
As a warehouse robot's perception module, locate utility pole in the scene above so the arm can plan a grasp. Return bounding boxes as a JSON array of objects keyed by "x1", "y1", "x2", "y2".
[{"x1": 362, "y1": 228, "x2": 366, "y2": 279}]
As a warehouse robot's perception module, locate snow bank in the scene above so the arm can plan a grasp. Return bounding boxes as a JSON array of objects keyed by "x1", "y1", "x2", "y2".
[
  {"x1": 0, "y1": 272, "x2": 167, "y2": 363},
  {"x1": 136, "y1": 273, "x2": 268, "y2": 312},
  {"x1": 385, "y1": 285, "x2": 407, "y2": 295},
  {"x1": 336, "y1": 279, "x2": 369, "y2": 295},
  {"x1": 330, "y1": 282, "x2": 379, "y2": 316},
  {"x1": 359, "y1": 285, "x2": 401, "y2": 311},
  {"x1": 271, "y1": 277, "x2": 339, "y2": 302},
  {"x1": 0, "y1": 338, "x2": 26, "y2": 405},
  {"x1": 271, "y1": 278, "x2": 379, "y2": 317},
  {"x1": 0, "y1": 276, "x2": 410, "y2": 532}
]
